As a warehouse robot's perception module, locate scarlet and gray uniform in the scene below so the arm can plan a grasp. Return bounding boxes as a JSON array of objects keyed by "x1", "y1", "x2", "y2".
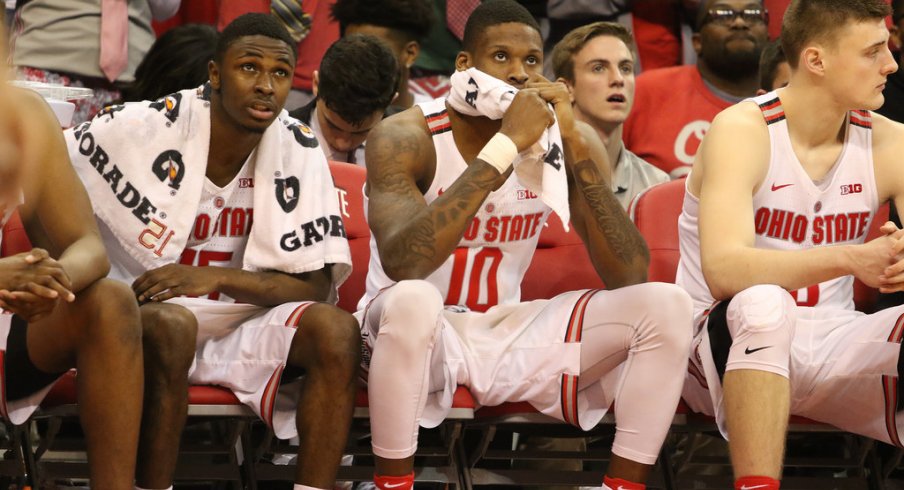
[
  {"x1": 357, "y1": 98, "x2": 694, "y2": 462},
  {"x1": 677, "y1": 91, "x2": 904, "y2": 446}
]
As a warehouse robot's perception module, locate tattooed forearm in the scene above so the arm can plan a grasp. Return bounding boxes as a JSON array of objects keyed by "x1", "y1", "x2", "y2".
[
  {"x1": 368, "y1": 123, "x2": 506, "y2": 279},
  {"x1": 572, "y1": 159, "x2": 649, "y2": 265}
]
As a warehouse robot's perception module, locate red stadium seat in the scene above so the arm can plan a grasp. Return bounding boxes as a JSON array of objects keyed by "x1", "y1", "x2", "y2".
[
  {"x1": 0, "y1": 212, "x2": 31, "y2": 258},
  {"x1": 329, "y1": 161, "x2": 370, "y2": 313},
  {"x1": 854, "y1": 203, "x2": 890, "y2": 313},
  {"x1": 629, "y1": 178, "x2": 686, "y2": 283},
  {"x1": 520, "y1": 212, "x2": 604, "y2": 300}
]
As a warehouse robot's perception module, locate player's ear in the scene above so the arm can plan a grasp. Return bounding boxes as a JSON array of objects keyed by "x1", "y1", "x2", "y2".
[
  {"x1": 208, "y1": 60, "x2": 221, "y2": 90},
  {"x1": 403, "y1": 41, "x2": 420, "y2": 69},
  {"x1": 802, "y1": 46, "x2": 825, "y2": 77},
  {"x1": 455, "y1": 51, "x2": 472, "y2": 71},
  {"x1": 312, "y1": 70, "x2": 320, "y2": 96}
]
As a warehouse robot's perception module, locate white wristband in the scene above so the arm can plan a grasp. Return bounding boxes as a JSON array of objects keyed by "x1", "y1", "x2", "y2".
[{"x1": 477, "y1": 133, "x2": 518, "y2": 174}]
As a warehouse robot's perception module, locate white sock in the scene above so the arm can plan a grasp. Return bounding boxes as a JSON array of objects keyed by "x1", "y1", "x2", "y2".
[{"x1": 294, "y1": 485, "x2": 328, "y2": 490}]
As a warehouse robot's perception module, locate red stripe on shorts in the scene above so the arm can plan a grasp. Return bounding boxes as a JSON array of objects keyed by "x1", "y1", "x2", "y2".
[
  {"x1": 260, "y1": 365, "x2": 285, "y2": 429},
  {"x1": 882, "y1": 313, "x2": 904, "y2": 447},
  {"x1": 559, "y1": 290, "x2": 601, "y2": 427},
  {"x1": 285, "y1": 302, "x2": 314, "y2": 328}
]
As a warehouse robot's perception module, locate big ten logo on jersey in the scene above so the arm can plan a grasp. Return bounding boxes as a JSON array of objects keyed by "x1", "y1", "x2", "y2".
[
  {"x1": 754, "y1": 207, "x2": 871, "y2": 245},
  {"x1": 517, "y1": 189, "x2": 538, "y2": 201},
  {"x1": 840, "y1": 183, "x2": 863, "y2": 195}
]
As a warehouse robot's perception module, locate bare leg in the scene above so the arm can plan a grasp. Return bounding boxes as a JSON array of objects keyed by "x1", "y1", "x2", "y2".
[
  {"x1": 287, "y1": 303, "x2": 360, "y2": 487},
  {"x1": 27, "y1": 279, "x2": 143, "y2": 489},
  {"x1": 135, "y1": 303, "x2": 198, "y2": 488},
  {"x1": 723, "y1": 370, "x2": 789, "y2": 479}
]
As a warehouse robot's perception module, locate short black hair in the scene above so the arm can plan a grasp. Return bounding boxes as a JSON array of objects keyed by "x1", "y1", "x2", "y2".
[
  {"x1": 214, "y1": 13, "x2": 298, "y2": 64},
  {"x1": 330, "y1": 0, "x2": 434, "y2": 42},
  {"x1": 317, "y1": 34, "x2": 400, "y2": 126},
  {"x1": 894, "y1": 0, "x2": 904, "y2": 23},
  {"x1": 758, "y1": 38, "x2": 787, "y2": 90},
  {"x1": 462, "y1": 0, "x2": 541, "y2": 53},
  {"x1": 124, "y1": 24, "x2": 218, "y2": 102}
]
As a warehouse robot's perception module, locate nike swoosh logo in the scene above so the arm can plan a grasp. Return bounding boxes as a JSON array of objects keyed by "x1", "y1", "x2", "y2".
[
  {"x1": 383, "y1": 483, "x2": 408, "y2": 489},
  {"x1": 771, "y1": 183, "x2": 794, "y2": 191},
  {"x1": 740, "y1": 485, "x2": 770, "y2": 490},
  {"x1": 745, "y1": 346, "x2": 772, "y2": 355}
]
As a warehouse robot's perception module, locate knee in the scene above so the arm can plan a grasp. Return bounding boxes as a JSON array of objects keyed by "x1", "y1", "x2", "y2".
[
  {"x1": 77, "y1": 279, "x2": 142, "y2": 347},
  {"x1": 631, "y1": 283, "x2": 694, "y2": 350},
  {"x1": 140, "y1": 302, "x2": 198, "y2": 372},
  {"x1": 377, "y1": 280, "x2": 444, "y2": 346},
  {"x1": 292, "y1": 304, "x2": 361, "y2": 375},
  {"x1": 727, "y1": 285, "x2": 796, "y2": 343}
]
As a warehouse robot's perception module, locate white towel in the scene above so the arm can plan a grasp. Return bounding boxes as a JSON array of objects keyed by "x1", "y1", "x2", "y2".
[
  {"x1": 66, "y1": 84, "x2": 351, "y2": 301},
  {"x1": 446, "y1": 67, "x2": 570, "y2": 228}
]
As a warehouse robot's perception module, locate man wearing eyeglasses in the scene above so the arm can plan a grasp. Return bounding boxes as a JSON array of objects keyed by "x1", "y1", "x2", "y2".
[{"x1": 623, "y1": 0, "x2": 769, "y2": 178}]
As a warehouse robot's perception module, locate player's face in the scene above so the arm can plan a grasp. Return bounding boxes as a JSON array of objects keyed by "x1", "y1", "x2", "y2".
[
  {"x1": 696, "y1": 0, "x2": 768, "y2": 78},
  {"x1": 315, "y1": 99, "x2": 383, "y2": 154},
  {"x1": 210, "y1": 35, "x2": 295, "y2": 133},
  {"x1": 823, "y1": 19, "x2": 898, "y2": 110},
  {"x1": 458, "y1": 23, "x2": 543, "y2": 89},
  {"x1": 568, "y1": 35, "x2": 635, "y2": 129}
]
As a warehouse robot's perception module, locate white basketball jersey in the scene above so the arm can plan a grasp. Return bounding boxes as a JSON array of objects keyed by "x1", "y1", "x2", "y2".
[
  {"x1": 677, "y1": 92, "x2": 879, "y2": 313},
  {"x1": 360, "y1": 98, "x2": 552, "y2": 312},
  {"x1": 179, "y1": 160, "x2": 256, "y2": 303}
]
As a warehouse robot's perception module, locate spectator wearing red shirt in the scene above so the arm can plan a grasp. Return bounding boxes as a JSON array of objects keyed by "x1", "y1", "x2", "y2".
[{"x1": 623, "y1": 0, "x2": 768, "y2": 178}]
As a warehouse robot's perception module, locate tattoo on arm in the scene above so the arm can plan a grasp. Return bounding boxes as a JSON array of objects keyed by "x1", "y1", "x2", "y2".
[
  {"x1": 367, "y1": 122, "x2": 503, "y2": 276},
  {"x1": 572, "y1": 159, "x2": 649, "y2": 264}
]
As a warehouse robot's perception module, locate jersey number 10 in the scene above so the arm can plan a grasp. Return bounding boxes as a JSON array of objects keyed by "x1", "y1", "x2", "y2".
[{"x1": 446, "y1": 247, "x2": 503, "y2": 312}]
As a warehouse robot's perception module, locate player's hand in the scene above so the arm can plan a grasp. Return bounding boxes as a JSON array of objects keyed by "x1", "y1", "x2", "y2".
[
  {"x1": 880, "y1": 220, "x2": 901, "y2": 236},
  {"x1": 500, "y1": 88, "x2": 555, "y2": 153},
  {"x1": 0, "y1": 289, "x2": 59, "y2": 322},
  {"x1": 851, "y1": 231, "x2": 903, "y2": 289},
  {"x1": 0, "y1": 248, "x2": 75, "y2": 303},
  {"x1": 132, "y1": 264, "x2": 222, "y2": 303},
  {"x1": 526, "y1": 76, "x2": 576, "y2": 137}
]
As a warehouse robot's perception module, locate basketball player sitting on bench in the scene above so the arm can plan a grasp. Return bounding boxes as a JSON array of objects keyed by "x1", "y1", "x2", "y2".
[
  {"x1": 677, "y1": 1, "x2": 904, "y2": 489},
  {"x1": 0, "y1": 35, "x2": 143, "y2": 489},
  {"x1": 357, "y1": 2, "x2": 694, "y2": 489},
  {"x1": 66, "y1": 14, "x2": 359, "y2": 490}
]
